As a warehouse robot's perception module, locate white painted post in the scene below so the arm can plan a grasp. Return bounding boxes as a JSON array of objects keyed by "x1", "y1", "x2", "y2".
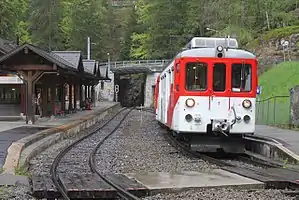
[
  {"x1": 140, "y1": 104, "x2": 143, "y2": 124},
  {"x1": 87, "y1": 37, "x2": 90, "y2": 60},
  {"x1": 107, "y1": 52, "x2": 110, "y2": 73},
  {"x1": 115, "y1": 84, "x2": 119, "y2": 102}
]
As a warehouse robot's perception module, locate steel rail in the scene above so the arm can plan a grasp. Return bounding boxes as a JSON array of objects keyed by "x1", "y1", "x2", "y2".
[
  {"x1": 161, "y1": 127, "x2": 299, "y2": 191},
  {"x1": 89, "y1": 107, "x2": 140, "y2": 200},
  {"x1": 50, "y1": 107, "x2": 132, "y2": 200}
]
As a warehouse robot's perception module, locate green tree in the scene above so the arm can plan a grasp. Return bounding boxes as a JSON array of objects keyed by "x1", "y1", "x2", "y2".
[
  {"x1": 119, "y1": 6, "x2": 138, "y2": 60},
  {"x1": 0, "y1": 1, "x2": 16, "y2": 39},
  {"x1": 131, "y1": 0, "x2": 187, "y2": 59},
  {"x1": 68, "y1": 0, "x2": 109, "y2": 60},
  {"x1": 28, "y1": 0, "x2": 64, "y2": 50}
]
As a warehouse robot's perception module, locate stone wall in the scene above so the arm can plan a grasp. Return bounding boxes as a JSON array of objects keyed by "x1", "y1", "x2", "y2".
[
  {"x1": 290, "y1": 85, "x2": 299, "y2": 125},
  {"x1": 95, "y1": 71, "x2": 159, "y2": 108},
  {"x1": 250, "y1": 33, "x2": 299, "y2": 75},
  {"x1": 95, "y1": 71, "x2": 115, "y2": 103},
  {"x1": 144, "y1": 73, "x2": 159, "y2": 108},
  {"x1": 118, "y1": 74, "x2": 146, "y2": 107}
]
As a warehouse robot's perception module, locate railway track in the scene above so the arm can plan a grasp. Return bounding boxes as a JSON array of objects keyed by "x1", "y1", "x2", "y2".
[
  {"x1": 50, "y1": 107, "x2": 140, "y2": 200},
  {"x1": 158, "y1": 122, "x2": 299, "y2": 191}
]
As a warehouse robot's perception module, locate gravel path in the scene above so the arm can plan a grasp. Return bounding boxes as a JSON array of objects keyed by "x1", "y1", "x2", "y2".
[
  {"x1": 95, "y1": 110, "x2": 216, "y2": 174},
  {"x1": 141, "y1": 188, "x2": 296, "y2": 200}
]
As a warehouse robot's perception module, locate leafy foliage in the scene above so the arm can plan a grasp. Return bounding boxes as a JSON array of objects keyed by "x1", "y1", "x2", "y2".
[
  {"x1": 28, "y1": 0, "x2": 64, "y2": 50},
  {"x1": 259, "y1": 61, "x2": 299, "y2": 99},
  {"x1": 0, "y1": 0, "x2": 298, "y2": 60}
]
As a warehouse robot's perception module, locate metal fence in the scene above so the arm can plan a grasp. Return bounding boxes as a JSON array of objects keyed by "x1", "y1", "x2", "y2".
[
  {"x1": 255, "y1": 95, "x2": 291, "y2": 126},
  {"x1": 98, "y1": 59, "x2": 172, "y2": 68}
]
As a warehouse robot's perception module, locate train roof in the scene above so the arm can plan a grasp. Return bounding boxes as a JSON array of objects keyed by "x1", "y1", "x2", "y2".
[
  {"x1": 185, "y1": 37, "x2": 238, "y2": 49},
  {"x1": 176, "y1": 48, "x2": 256, "y2": 59}
]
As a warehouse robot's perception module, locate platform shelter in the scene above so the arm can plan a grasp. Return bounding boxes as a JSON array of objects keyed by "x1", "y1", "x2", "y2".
[{"x1": 0, "y1": 43, "x2": 109, "y2": 124}]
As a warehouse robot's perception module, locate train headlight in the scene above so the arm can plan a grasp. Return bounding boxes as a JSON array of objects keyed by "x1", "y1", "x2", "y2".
[
  {"x1": 242, "y1": 99, "x2": 252, "y2": 109},
  {"x1": 217, "y1": 46, "x2": 223, "y2": 52},
  {"x1": 185, "y1": 98, "x2": 195, "y2": 107}
]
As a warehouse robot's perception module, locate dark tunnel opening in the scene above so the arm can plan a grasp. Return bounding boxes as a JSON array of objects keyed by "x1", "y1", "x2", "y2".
[{"x1": 114, "y1": 73, "x2": 146, "y2": 107}]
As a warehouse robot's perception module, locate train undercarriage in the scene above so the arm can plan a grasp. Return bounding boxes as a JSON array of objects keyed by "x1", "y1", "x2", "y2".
[{"x1": 159, "y1": 122, "x2": 247, "y2": 154}]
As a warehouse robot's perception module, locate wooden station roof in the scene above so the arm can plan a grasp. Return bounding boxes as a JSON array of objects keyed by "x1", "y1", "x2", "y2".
[
  {"x1": 0, "y1": 43, "x2": 110, "y2": 81},
  {"x1": 0, "y1": 38, "x2": 16, "y2": 55}
]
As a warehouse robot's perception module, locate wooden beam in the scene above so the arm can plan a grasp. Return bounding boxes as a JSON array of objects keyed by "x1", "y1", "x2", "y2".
[
  {"x1": 17, "y1": 71, "x2": 28, "y2": 81},
  {"x1": 32, "y1": 71, "x2": 43, "y2": 82},
  {"x1": 12, "y1": 65, "x2": 54, "y2": 71},
  {"x1": 24, "y1": 47, "x2": 28, "y2": 54},
  {"x1": 26, "y1": 71, "x2": 34, "y2": 124},
  {"x1": 17, "y1": 70, "x2": 44, "y2": 124}
]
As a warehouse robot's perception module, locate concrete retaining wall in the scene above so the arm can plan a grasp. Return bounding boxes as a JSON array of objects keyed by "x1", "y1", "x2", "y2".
[
  {"x1": 245, "y1": 135, "x2": 299, "y2": 166},
  {"x1": 144, "y1": 73, "x2": 159, "y2": 108},
  {"x1": 3, "y1": 103, "x2": 121, "y2": 174},
  {"x1": 290, "y1": 85, "x2": 299, "y2": 125},
  {"x1": 96, "y1": 71, "x2": 115, "y2": 102}
]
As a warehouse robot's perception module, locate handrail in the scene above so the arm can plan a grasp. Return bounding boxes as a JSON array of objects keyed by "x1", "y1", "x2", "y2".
[
  {"x1": 256, "y1": 95, "x2": 289, "y2": 103},
  {"x1": 98, "y1": 59, "x2": 172, "y2": 67}
]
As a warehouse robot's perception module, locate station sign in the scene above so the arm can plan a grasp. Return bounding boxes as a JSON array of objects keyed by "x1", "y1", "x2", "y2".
[{"x1": 115, "y1": 85, "x2": 119, "y2": 93}]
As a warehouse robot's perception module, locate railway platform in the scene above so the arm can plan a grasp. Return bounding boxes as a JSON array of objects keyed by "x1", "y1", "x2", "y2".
[
  {"x1": 255, "y1": 125, "x2": 299, "y2": 153},
  {"x1": 245, "y1": 125, "x2": 299, "y2": 165},
  {"x1": 126, "y1": 170, "x2": 264, "y2": 191},
  {"x1": 0, "y1": 101, "x2": 119, "y2": 176}
]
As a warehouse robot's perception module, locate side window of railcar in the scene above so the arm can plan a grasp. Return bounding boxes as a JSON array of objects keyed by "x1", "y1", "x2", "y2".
[
  {"x1": 231, "y1": 63, "x2": 252, "y2": 92},
  {"x1": 185, "y1": 62, "x2": 207, "y2": 91},
  {"x1": 213, "y1": 63, "x2": 226, "y2": 92}
]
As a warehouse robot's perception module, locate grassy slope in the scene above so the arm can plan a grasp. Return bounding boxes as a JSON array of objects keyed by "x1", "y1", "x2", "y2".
[
  {"x1": 247, "y1": 26, "x2": 299, "y2": 125},
  {"x1": 259, "y1": 61, "x2": 299, "y2": 99},
  {"x1": 257, "y1": 61, "x2": 299, "y2": 124}
]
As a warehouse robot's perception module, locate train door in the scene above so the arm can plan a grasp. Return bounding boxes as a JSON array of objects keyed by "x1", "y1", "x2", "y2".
[
  {"x1": 159, "y1": 75, "x2": 165, "y2": 122},
  {"x1": 152, "y1": 85, "x2": 156, "y2": 108},
  {"x1": 210, "y1": 62, "x2": 230, "y2": 119},
  {"x1": 164, "y1": 72, "x2": 169, "y2": 123}
]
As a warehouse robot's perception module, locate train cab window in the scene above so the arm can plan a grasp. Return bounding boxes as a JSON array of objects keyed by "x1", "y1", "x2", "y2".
[
  {"x1": 213, "y1": 63, "x2": 226, "y2": 92},
  {"x1": 231, "y1": 63, "x2": 252, "y2": 92},
  {"x1": 185, "y1": 62, "x2": 207, "y2": 91}
]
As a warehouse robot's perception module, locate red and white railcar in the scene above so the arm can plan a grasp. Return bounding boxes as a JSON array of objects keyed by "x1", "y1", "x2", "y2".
[{"x1": 154, "y1": 37, "x2": 258, "y2": 153}]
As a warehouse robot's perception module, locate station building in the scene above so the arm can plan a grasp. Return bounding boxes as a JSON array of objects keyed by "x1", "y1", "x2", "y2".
[
  {"x1": 0, "y1": 38, "x2": 22, "y2": 116},
  {"x1": 0, "y1": 37, "x2": 110, "y2": 122}
]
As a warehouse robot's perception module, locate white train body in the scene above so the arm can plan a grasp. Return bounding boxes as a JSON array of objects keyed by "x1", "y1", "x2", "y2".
[{"x1": 154, "y1": 37, "x2": 258, "y2": 152}]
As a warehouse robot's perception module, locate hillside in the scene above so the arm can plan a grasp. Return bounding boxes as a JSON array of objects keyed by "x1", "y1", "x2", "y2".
[
  {"x1": 247, "y1": 26, "x2": 299, "y2": 75},
  {"x1": 258, "y1": 61, "x2": 299, "y2": 99},
  {"x1": 256, "y1": 61, "x2": 299, "y2": 125}
]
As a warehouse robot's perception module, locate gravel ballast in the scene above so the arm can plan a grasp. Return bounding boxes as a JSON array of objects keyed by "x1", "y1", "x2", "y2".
[
  {"x1": 142, "y1": 188, "x2": 296, "y2": 200},
  {"x1": 0, "y1": 108, "x2": 124, "y2": 200},
  {"x1": 95, "y1": 110, "x2": 216, "y2": 174},
  {"x1": 29, "y1": 107, "x2": 123, "y2": 176},
  {"x1": 0, "y1": 184, "x2": 42, "y2": 200}
]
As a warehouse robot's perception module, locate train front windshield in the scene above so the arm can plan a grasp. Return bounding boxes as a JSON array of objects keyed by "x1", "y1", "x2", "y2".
[
  {"x1": 231, "y1": 63, "x2": 252, "y2": 92},
  {"x1": 185, "y1": 62, "x2": 208, "y2": 91},
  {"x1": 185, "y1": 62, "x2": 253, "y2": 93}
]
